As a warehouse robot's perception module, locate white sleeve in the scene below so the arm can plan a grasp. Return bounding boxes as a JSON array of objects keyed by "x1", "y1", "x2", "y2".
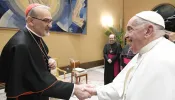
[
  {"x1": 96, "y1": 82, "x2": 121, "y2": 100},
  {"x1": 96, "y1": 55, "x2": 138, "y2": 100}
]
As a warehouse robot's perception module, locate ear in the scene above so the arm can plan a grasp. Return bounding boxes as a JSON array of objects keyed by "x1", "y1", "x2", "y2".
[
  {"x1": 26, "y1": 16, "x2": 34, "y2": 26},
  {"x1": 144, "y1": 25, "x2": 153, "y2": 38}
]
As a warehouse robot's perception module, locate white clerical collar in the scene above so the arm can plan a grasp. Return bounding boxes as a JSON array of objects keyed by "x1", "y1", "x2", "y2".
[
  {"x1": 26, "y1": 25, "x2": 42, "y2": 38},
  {"x1": 139, "y1": 37, "x2": 163, "y2": 55}
]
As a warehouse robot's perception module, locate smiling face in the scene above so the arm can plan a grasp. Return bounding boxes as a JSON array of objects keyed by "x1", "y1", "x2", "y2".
[
  {"x1": 32, "y1": 7, "x2": 52, "y2": 36},
  {"x1": 125, "y1": 16, "x2": 149, "y2": 54},
  {"x1": 109, "y1": 34, "x2": 116, "y2": 44}
]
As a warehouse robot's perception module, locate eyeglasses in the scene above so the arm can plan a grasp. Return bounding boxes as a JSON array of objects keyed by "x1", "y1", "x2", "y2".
[{"x1": 31, "y1": 16, "x2": 52, "y2": 23}]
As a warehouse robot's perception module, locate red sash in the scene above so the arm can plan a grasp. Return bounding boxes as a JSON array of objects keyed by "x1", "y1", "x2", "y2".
[
  {"x1": 108, "y1": 54, "x2": 120, "y2": 77},
  {"x1": 123, "y1": 57, "x2": 131, "y2": 64}
]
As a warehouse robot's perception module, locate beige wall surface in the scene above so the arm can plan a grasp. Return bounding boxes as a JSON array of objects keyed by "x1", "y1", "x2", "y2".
[
  {"x1": 124, "y1": 0, "x2": 175, "y2": 29},
  {"x1": 0, "y1": 0, "x2": 123, "y2": 67}
]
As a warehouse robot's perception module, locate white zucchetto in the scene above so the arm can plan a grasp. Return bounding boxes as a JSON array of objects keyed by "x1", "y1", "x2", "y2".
[{"x1": 136, "y1": 11, "x2": 165, "y2": 28}]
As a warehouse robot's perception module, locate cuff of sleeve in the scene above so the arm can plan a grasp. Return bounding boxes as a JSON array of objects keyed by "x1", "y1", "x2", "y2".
[{"x1": 71, "y1": 84, "x2": 75, "y2": 96}]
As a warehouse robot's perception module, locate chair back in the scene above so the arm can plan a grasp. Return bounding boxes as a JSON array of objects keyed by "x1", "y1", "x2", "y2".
[
  {"x1": 69, "y1": 58, "x2": 80, "y2": 69},
  {"x1": 51, "y1": 58, "x2": 67, "y2": 80},
  {"x1": 69, "y1": 58, "x2": 87, "y2": 84}
]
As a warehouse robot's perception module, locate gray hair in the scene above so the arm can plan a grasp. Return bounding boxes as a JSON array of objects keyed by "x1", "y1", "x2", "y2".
[
  {"x1": 134, "y1": 16, "x2": 166, "y2": 38},
  {"x1": 27, "y1": 4, "x2": 50, "y2": 17},
  {"x1": 134, "y1": 17, "x2": 164, "y2": 30}
]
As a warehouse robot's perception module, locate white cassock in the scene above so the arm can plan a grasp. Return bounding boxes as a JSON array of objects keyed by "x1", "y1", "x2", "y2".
[{"x1": 96, "y1": 37, "x2": 175, "y2": 100}]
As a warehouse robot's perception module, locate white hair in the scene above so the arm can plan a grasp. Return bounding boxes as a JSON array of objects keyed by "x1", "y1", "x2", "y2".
[{"x1": 134, "y1": 16, "x2": 166, "y2": 38}]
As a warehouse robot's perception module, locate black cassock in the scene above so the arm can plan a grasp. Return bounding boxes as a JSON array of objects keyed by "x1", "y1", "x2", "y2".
[
  {"x1": 103, "y1": 42, "x2": 122, "y2": 85},
  {"x1": 0, "y1": 28, "x2": 74, "y2": 100},
  {"x1": 120, "y1": 44, "x2": 135, "y2": 69}
]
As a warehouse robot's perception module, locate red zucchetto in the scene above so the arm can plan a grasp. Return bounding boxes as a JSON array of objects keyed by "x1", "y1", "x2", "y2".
[{"x1": 25, "y1": 3, "x2": 41, "y2": 16}]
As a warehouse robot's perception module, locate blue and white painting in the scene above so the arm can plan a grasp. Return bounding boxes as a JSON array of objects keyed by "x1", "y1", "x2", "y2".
[{"x1": 0, "y1": 0, "x2": 87, "y2": 34}]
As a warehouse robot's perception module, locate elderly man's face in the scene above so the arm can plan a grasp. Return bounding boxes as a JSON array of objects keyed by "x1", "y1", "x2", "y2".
[
  {"x1": 125, "y1": 17, "x2": 147, "y2": 54},
  {"x1": 109, "y1": 34, "x2": 115, "y2": 44},
  {"x1": 31, "y1": 7, "x2": 52, "y2": 37}
]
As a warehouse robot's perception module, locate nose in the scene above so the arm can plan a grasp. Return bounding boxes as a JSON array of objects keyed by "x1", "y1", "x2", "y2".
[
  {"x1": 124, "y1": 31, "x2": 129, "y2": 38},
  {"x1": 48, "y1": 22, "x2": 52, "y2": 28}
]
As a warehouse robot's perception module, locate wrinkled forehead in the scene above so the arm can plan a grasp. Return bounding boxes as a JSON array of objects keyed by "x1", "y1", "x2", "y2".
[
  {"x1": 109, "y1": 34, "x2": 115, "y2": 39},
  {"x1": 34, "y1": 7, "x2": 51, "y2": 18},
  {"x1": 127, "y1": 16, "x2": 138, "y2": 27}
]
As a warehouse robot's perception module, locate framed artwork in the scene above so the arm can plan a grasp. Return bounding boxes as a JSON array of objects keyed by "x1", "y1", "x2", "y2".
[{"x1": 0, "y1": 0, "x2": 87, "y2": 34}]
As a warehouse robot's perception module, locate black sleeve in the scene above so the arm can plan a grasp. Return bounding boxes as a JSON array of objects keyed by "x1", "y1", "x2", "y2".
[
  {"x1": 103, "y1": 44, "x2": 109, "y2": 61},
  {"x1": 7, "y1": 44, "x2": 74, "y2": 99},
  {"x1": 42, "y1": 81, "x2": 74, "y2": 100}
]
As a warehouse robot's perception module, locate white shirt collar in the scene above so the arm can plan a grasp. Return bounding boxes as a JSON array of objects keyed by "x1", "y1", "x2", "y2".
[
  {"x1": 26, "y1": 25, "x2": 42, "y2": 38},
  {"x1": 139, "y1": 37, "x2": 163, "y2": 55}
]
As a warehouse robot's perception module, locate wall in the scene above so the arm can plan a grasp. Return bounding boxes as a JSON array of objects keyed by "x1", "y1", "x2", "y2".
[
  {"x1": 124, "y1": 0, "x2": 175, "y2": 28},
  {"x1": 0, "y1": 0, "x2": 123, "y2": 67}
]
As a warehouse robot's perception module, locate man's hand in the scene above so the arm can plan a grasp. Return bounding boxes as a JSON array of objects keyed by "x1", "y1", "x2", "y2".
[
  {"x1": 83, "y1": 85, "x2": 97, "y2": 96},
  {"x1": 108, "y1": 59, "x2": 112, "y2": 63},
  {"x1": 74, "y1": 84, "x2": 92, "y2": 100},
  {"x1": 48, "y1": 58, "x2": 56, "y2": 70}
]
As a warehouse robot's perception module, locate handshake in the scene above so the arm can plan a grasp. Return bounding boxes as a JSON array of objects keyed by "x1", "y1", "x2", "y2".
[{"x1": 74, "y1": 84, "x2": 97, "y2": 100}]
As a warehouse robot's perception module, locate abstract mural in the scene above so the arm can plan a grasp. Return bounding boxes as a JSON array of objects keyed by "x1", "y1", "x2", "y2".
[{"x1": 0, "y1": 0, "x2": 87, "y2": 34}]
